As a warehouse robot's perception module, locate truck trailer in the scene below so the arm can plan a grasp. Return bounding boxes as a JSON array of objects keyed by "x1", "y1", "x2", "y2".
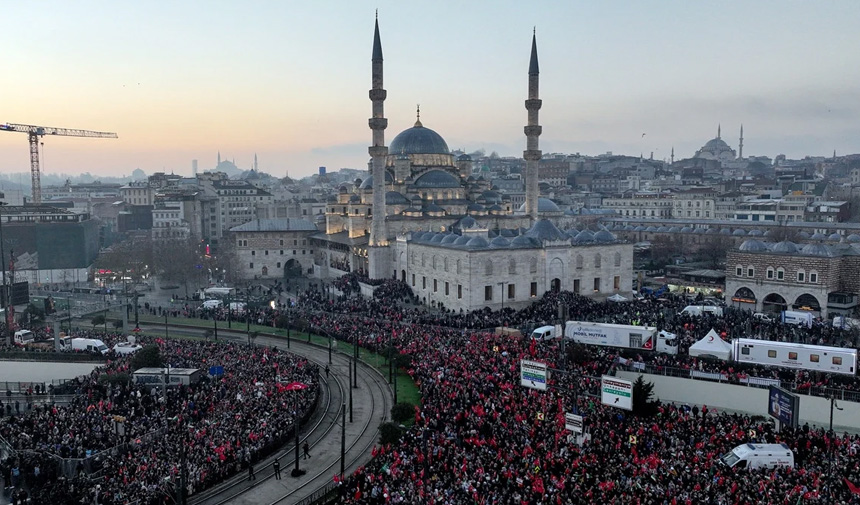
[{"x1": 563, "y1": 321, "x2": 678, "y2": 354}]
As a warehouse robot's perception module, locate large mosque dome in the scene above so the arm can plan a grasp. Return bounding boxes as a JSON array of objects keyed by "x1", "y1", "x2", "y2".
[
  {"x1": 694, "y1": 126, "x2": 737, "y2": 161},
  {"x1": 389, "y1": 120, "x2": 449, "y2": 155}
]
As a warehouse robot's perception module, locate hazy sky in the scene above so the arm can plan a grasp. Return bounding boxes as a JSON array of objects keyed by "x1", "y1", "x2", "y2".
[{"x1": 1, "y1": 0, "x2": 859, "y2": 180}]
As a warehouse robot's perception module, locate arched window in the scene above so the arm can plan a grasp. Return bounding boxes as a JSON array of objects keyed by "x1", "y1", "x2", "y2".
[
  {"x1": 576, "y1": 255, "x2": 583, "y2": 270},
  {"x1": 776, "y1": 267, "x2": 785, "y2": 280},
  {"x1": 614, "y1": 252, "x2": 621, "y2": 267},
  {"x1": 797, "y1": 269, "x2": 806, "y2": 283},
  {"x1": 485, "y1": 260, "x2": 493, "y2": 276},
  {"x1": 444, "y1": 257, "x2": 449, "y2": 272},
  {"x1": 735, "y1": 265, "x2": 743, "y2": 277},
  {"x1": 509, "y1": 259, "x2": 517, "y2": 275},
  {"x1": 421, "y1": 253, "x2": 426, "y2": 267},
  {"x1": 594, "y1": 254, "x2": 601, "y2": 268},
  {"x1": 766, "y1": 267, "x2": 774, "y2": 280},
  {"x1": 456, "y1": 259, "x2": 461, "y2": 274},
  {"x1": 530, "y1": 257, "x2": 538, "y2": 273},
  {"x1": 432, "y1": 255, "x2": 437, "y2": 270},
  {"x1": 747, "y1": 265, "x2": 755, "y2": 277},
  {"x1": 809, "y1": 270, "x2": 818, "y2": 283}
]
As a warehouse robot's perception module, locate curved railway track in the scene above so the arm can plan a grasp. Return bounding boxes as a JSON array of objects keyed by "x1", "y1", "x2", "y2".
[{"x1": 143, "y1": 324, "x2": 391, "y2": 505}]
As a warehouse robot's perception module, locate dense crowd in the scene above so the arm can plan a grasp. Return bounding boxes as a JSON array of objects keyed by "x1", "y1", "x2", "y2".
[{"x1": 1, "y1": 332, "x2": 318, "y2": 504}]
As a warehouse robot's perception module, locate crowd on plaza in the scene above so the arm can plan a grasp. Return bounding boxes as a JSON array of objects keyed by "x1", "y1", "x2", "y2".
[{"x1": 1, "y1": 332, "x2": 318, "y2": 504}]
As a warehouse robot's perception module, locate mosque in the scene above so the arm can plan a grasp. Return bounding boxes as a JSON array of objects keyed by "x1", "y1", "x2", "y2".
[
  {"x1": 311, "y1": 17, "x2": 633, "y2": 311},
  {"x1": 694, "y1": 124, "x2": 742, "y2": 162}
]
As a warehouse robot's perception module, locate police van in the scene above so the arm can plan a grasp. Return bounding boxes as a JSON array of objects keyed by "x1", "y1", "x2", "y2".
[{"x1": 720, "y1": 443, "x2": 794, "y2": 470}]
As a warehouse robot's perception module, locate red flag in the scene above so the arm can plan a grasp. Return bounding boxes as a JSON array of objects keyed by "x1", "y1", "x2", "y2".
[
  {"x1": 282, "y1": 381, "x2": 308, "y2": 391},
  {"x1": 529, "y1": 338, "x2": 536, "y2": 356},
  {"x1": 642, "y1": 337, "x2": 653, "y2": 350},
  {"x1": 845, "y1": 478, "x2": 860, "y2": 495}
]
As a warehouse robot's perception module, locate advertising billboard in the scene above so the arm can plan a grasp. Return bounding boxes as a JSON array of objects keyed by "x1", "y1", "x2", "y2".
[{"x1": 768, "y1": 386, "x2": 800, "y2": 430}]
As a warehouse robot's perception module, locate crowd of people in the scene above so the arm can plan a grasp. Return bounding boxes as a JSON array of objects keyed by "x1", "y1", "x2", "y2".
[{"x1": 1, "y1": 332, "x2": 318, "y2": 504}]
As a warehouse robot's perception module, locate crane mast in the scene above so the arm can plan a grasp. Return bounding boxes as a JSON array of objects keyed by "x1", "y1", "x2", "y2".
[{"x1": 0, "y1": 123, "x2": 118, "y2": 204}]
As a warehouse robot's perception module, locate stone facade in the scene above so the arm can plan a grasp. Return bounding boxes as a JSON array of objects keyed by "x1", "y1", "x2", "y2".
[{"x1": 231, "y1": 219, "x2": 318, "y2": 280}]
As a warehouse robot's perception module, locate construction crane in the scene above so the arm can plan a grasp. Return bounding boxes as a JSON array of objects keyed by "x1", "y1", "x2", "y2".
[{"x1": 0, "y1": 123, "x2": 118, "y2": 204}]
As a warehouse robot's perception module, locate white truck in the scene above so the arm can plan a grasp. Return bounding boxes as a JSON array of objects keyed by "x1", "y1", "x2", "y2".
[
  {"x1": 563, "y1": 321, "x2": 678, "y2": 354},
  {"x1": 13, "y1": 330, "x2": 35, "y2": 345},
  {"x1": 69, "y1": 338, "x2": 109, "y2": 355},
  {"x1": 530, "y1": 325, "x2": 561, "y2": 341},
  {"x1": 198, "y1": 287, "x2": 236, "y2": 299},
  {"x1": 679, "y1": 305, "x2": 724, "y2": 317},
  {"x1": 720, "y1": 443, "x2": 794, "y2": 470},
  {"x1": 781, "y1": 310, "x2": 814, "y2": 328}
]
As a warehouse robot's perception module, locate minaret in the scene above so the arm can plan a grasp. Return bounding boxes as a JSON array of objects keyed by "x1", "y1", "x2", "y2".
[
  {"x1": 217, "y1": 151, "x2": 221, "y2": 166},
  {"x1": 738, "y1": 124, "x2": 744, "y2": 159},
  {"x1": 523, "y1": 29, "x2": 542, "y2": 222},
  {"x1": 254, "y1": 153, "x2": 258, "y2": 171},
  {"x1": 717, "y1": 124, "x2": 721, "y2": 139},
  {"x1": 670, "y1": 147, "x2": 674, "y2": 165},
  {"x1": 367, "y1": 13, "x2": 390, "y2": 278}
]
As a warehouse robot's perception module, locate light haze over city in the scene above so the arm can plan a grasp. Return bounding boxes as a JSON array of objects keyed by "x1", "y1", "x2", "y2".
[{"x1": 1, "y1": 0, "x2": 859, "y2": 179}]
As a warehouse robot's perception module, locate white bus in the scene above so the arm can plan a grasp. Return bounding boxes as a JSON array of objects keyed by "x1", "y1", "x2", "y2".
[{"x1": 731, "y1": 338, "x2": 857, "y2": 375}]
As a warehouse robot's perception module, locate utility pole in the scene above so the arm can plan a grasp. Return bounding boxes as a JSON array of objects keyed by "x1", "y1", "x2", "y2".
[
  {"x1": 830, "y1": 396, "x2": 843, "y2": 432},
  {"x1": 0, "y1": 202, "x2": 8, "y2": 347},
  {"x1": 353, "y1": 336, "x2": 358, "y2": 389},
  {"x1": 349, "y1": 365, "x2": 354, "y2": 423},
  {"x1": 164, "y1": 313, "x2": 168, "y2": 339},
  {"x1": 294, "y1": 396, "x2": 301, "y2": 473},
  {"x1": 340, "y1": 403, "x2": 346, "y2": 480}
]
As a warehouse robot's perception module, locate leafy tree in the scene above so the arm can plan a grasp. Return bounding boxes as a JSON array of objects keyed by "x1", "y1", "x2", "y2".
[
  {"x1": 632, "y1": 375, "x2": 659, "y2": 418},
  {"x1": 130, "y1": 344, "x2": 163, "y2": 370},
  {"x1": 379, "y1": 421, "x2": 403, "y2": 445},
  {"x1": 391, "y1": 402, "x2": 414, "y2": 423},
  {"x1": 91, "y1": 315, "x2": 106, "y2": 328}
]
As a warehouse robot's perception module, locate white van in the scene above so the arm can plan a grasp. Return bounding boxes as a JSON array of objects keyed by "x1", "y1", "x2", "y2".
[
  {"x1": 679, "y1": 305, "x2": 724, "y2": 317},
  {"x1": 202, "y1": 299, "x2": 223, "y2": 309},
  {"x1": 530, "y1": 325, "x2": 557, "y2": 341},
  {"x1": 720, "y1": 443, "x2": 794, "y2": 470},
  {"x1": 753, "y1": 312, "x2": 773, "y2": 323},
  {"x1": 14, "y1": 330, "x2": 35, "y2": 345},
  {"x1": 70, "y1": 338, "x2": 109, "y2": 355},
  {"x1": 113, "y1": 342, "x2": 143, "y2": 355},
  {"x1": 781, "y1": 310, "x2": 813, "y2": 328}
]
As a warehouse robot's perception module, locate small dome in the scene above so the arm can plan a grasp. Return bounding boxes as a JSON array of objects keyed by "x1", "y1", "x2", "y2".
[
  {"x1": 385, "y1": 191, "x2": 410, "y2": 205},
  {"x1": 635, "y1": 226, "x2": 646, "y2": 232},
  {"x1": 454, "y1": 235, "x2": 471, "y2": 245},
  {"x1": 732, "y1": 229, "x2": 747, "y2": 236},
  {"x1": 797, "y1": 231, "x2": 811, "y2": 239},
  {"x1": 525, "y1": 219, "x2": 568, "y2": 241},
  {"x1": 573, "y1": 230, "x2": 595, "y2": 243},
  {"x1": 748, "y1": 229, "x2": 763, "y2": 236},
  {"x1": 466, "y1": 236, "x2": 489, "y2": 248},
  {"x1": 457, "y1": 153, "x2": 472, "y2": 161},
  {"x1": 772, "y1": 240, "x2": 798, "y2": 254},
  {"x1": 810, "y1": 232, "x2": 827, "y2": 240},
  {"x1": 517, "y1": 198, "x2": 561, "y2": 213},
  {"x1": 739, "y1": 239, "x2": 769, "y2": 252},
  {"x1": 389, "y1": 123, "x2": 450, "y2": 154},
  {"x1": 430, "y1": 233, "x2": 445, "y2": 243},
  {"x1": 763, "y1": 230, "x2": 773, "y2": 237},
  {"x1": 645, "y1": 226, "x2": 658, "y2": 232},
  {"x1": 458, "y1": 216, "x2": 479, "y2": 230},
  {"x1": 667, "y1": 227, "x2": 681, "y2": 233},
  {"x1": 847, "y1": 234, "x2": 860, "y2": 243},
  {"x1": 402, "y1": 207, "x2": 422, "y2": 216},
  {"x1": 411, "y1": 231, "x2": 427, "y2": 241},
  {"x1": 489, "y1": 236, "x2": 510, "y2": 248},
  {"x1": 414, "y1": 170, "x2": 460, "y2": 189},
  {"x1": 359, "y1": 171, "x2": 393, "y2": 189},
  {"x1": 349, "y1": 194, "x2": 360, "y2": 203},
  {"x1": 423, "y1": 203, "x2": 445, "y2": 213},
  {"x1": 499, "y1": 229, "x2": 518, "y2": 238},
  {"x1": 801, "y1": 243, "x2": 834, "y2": 257},
  {"x1": 624, "y1": 225, "x2": 636, "y2": 231},
  {"x1": 511, "y1": 235, "x2": 537, "y2": 248},
  {"x1": 441, "y1": 234, "x2": 459, "y2": 244},
  {"x1": 467, "y1": 203, "x2": 485, "y2": 212},
  {"x1": 594, "y1": 229, "x2": 616, "y2": 242},
  {"x1": 719, "y1": 228, "x2": 732, "y2": 235},
  {"x1": 828, "y1": 233, "x2": 843, "y2": 242},
  {"x1": 680, "y1": 226, "x2": 693, "y2": 233},
  {"x1": 657, "y1": 226, "x2": 669, "y2": 233},
  {"x1": 487, "y1": 204, "x2": 503, "y2": 213},
  {"x1": 705, "y1": 228, "x2": 717, "y2": 234}
]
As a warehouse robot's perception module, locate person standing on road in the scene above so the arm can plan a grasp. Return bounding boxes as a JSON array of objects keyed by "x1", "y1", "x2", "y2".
[
  {"x1": 325, "y1": 365, "x2": 330, "y2": 378},
  {"x1": 273, "y1": 458, "x2": 281, "y2": 480},
  {"x1": 303, "y1": 442, "x2": 311, "y2": 460},
  {"x1": 247, "y1": 462, "x2": 256, "y2": 481}
]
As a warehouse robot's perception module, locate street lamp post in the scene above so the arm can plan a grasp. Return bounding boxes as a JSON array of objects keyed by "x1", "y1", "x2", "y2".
[
  {"x1": 164, "y1": 313, "x2": 169, "y2": 339},
  {"x1": 499, "y1": 281, "x2": 506, "y2": 313},
  {"x1": 830, "y1": 396, "x2": 844, "y2": 432}
]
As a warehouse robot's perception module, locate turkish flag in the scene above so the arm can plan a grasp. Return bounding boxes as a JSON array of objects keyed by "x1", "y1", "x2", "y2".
[
  {"x1": 845, "y1": 478, "x2": 860, "y2": 495},
  {"x1": 642, "y1": 338, "x2": 653, "y2": 350},
  {"x1": 282, "y1": 381, "x2": 308, "y2": 391}
]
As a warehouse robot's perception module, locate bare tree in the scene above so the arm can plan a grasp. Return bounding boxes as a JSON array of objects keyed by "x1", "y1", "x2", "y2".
[{"x1": 153, "y1": 237, "x2": 206, "y2": 298}]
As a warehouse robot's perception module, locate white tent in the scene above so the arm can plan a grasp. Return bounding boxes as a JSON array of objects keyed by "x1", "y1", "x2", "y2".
[
  {"x1": 688, "y1": 329, "x2": 732, "y2": 361},
  {"x1": 607, "y1": 294, "x2": 628, "y2": 302}
]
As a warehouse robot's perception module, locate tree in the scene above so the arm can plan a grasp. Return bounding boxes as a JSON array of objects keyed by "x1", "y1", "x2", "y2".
[
  {"x1": 698, "y1": 235, "x2": 731, "y2": 270},
  {"x1": 632, "y1": 375, "x2": 659, "y2": 417},
  {"x1": 94, "y1": 235, "x2": 154, "y2": 288},
  {"x1": 130, "y1": 344, "x2": 163, "y2": 370},
  {"x1": 91, "y1": 315, "x2": 106, "y2": 328},
  {"x1": 391, "y1": 402, "x2": 414, "y2": 423},
  {"x1": 154, "y1": 237, "x2": 206, "y2": 298},
  {"x1": 379, "y1": 421, "x2": 403, "y2": 445}
]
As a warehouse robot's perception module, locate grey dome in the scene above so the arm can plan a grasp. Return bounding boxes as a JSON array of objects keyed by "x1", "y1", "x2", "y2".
[
  {"x1": 625, "y1": 225, "x2": 636, "y2": 231},
  {"x1": 385, "y1": 191, "x2": 410, "y2": 205},
  {"x1": 402, "y1": 207, "x2": 421, "y2": 216},
  {"x1": 847, "y1": 234, "x2": 860, "y2": 243},
  {"x1": 525, "y1": 219, "x2": 567, "y2": 241},
  {"x1": 748, "y1": 229, "x2": 763, "y2": 236},
  {"x1": 466, "y1": 236, "x2": 489, "y2": 248},
  {"x1": 573, "y1": 230, "x2": 595, "y2": 243},
  {"x1": 389, "y1": 123, "x2": 449, "y2": 154},
  {"x1": 635, "y1": 226, "x2": 646, "y2": 232},
  {"x1": 645, "y1": 226, "x2": 658, "y2": 232},
  {"x1": 511, "y1": 235, "x2": 537, "y2": 247},
  {"x1": 705, "y1": 228, "x2": 718, "y2": 234},
  {"x1": 739, "y1": 239, "x2": 769, "y2": 252},
  {"x1": 454, "y1": 235, "x2": 471, "y2": 245},
  {"x1": 489, "y1": 236, "x2": 511, "y2": 248},
  {"x1": 499, "y1": 229, "x2": 519, "y2": 238},
  {"x1": 458, "y1": 216, "x2": 479, "y2": 230},
  {"x1": 680, "y1": 226, "x2": 693, "y2": 233},
  {"x1": 411, "y1": 231, "x2": 428, "y2": 241},
  {"x1": 349, "y1": 194, "x2": 361, "y2": 203},
  {"x1": 763, "y1": 230, "x2": 773, "y2": 237},
  {"x1": 441, "y1": 234, "x2": 459, "y2": 244},
  {"x1": 772, "y1": 240, "x2": 798, "y2": 254},
  {"x1": 414, "y1": 170, "x2": 460, "y2": 188},
  {"x1": 423, "y1": 203, "x2": 445, "y2": 213},
  {"x1": 801, "y1": 243, "x2": 835, "y2": 257},
  {"x1": 797, "y1": 231, "x2": 811, "y2": 239},
  {"x1": 359, "y1": 171, "x2": 393, "y2": 189},
  {"x1": 732, "y1": 229, "x2": 747, "y2": 236},
  {"x1": 480, "y1": 190, "x2": 502, "y2": 203},
  {"x1": 810, "y1": 232, "x2": 827, "y2": 240},
  {"x1": 430, "y1": 233, "x2": 445, "y2": 243},
  {"x1": 457, "y1": 153, "x2": 472, "y2": 161},
  {"x1": 467, "y1": 203, "x2": 485, "y2": 212},
  {"x1": 517, "y1": 197, "x2": 561, "y2": 213},
  {"x1": 719, "y1": 228, "x2": 732, "y2": 235},
  {"x1": 594, "y1": 229, "x2": 616, "y2": 242},
  {"x1": 487, "y1": 204, "x2": 503, "y2": 212},
  {"x1": 657, "y1": 226, "x2": 669, "y2": 233},
  {"x1": 667, "y1": 227, "x2": 681, "y2": 233},
  {"x1": 828, "y1": 233, "x2": 842, "y2": 242}
]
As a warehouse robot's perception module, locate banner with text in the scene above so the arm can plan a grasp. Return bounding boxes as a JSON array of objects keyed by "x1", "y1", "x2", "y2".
[
  {"x1": 601, "y1": 375, "x2": 633, "y2": 411},
  {"x1": 520, "y1": 359, "x2": 548, "y2": 391},
  {"x1": 565, "y1": 413, "x2": 583, "y2": 433}
]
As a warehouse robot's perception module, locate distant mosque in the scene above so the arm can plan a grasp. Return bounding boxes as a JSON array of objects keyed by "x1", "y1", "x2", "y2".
[{"x1": 694, "y1": 124, "x2": 743, "y2": 162}]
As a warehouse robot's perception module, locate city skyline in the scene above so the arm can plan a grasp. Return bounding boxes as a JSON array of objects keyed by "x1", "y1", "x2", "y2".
[{"x1": 1, "y1": 0, "x2": 859, "y2": 179}]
